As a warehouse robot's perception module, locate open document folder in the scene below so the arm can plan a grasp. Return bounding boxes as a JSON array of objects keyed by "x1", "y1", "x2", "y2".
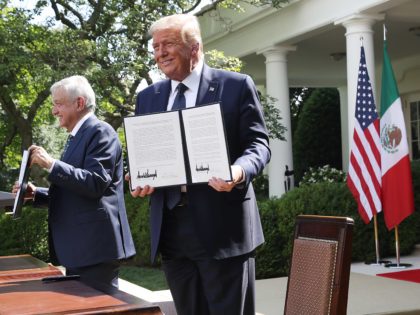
[{"x1": 124, "y1": 103, "x2": 232, "y2": 190}]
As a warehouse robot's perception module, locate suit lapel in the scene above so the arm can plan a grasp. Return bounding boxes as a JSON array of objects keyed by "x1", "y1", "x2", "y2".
[
  {"x1": 153, "y1": 80, "x2": 171, "y2": 112},
  {"x1": 62, "y1": 115, "x2": 95, "y2": 161},
  {"x1": 196, "y1": 65, "x2": 219, "y2": 106}
]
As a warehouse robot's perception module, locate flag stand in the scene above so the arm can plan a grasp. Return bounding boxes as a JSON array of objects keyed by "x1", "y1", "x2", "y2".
[
  {"x1": 364, "y1": 215, "x2": 391, "y2": 265},
  {"x1": 385, "y1": 225, "x2": 412, "y2": 269}
]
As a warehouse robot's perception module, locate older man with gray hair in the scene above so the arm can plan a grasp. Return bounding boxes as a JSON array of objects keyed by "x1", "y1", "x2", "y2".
[{"x1": 15, "y1": 75, "x2": 135, "y2": 293}]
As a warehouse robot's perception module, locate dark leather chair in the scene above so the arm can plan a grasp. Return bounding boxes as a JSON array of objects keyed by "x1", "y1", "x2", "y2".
[{"x1": 284, "y1": 215, "x2": 354, "y2": 315}]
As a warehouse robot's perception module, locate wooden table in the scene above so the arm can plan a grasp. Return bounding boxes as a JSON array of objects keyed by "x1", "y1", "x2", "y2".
[
  {"x1": 0, "y1": 254, "x2": 63, "y2": 284},
  {"x1": 0, "y1": 279, "x2": 162, "y2": 314},
  {"x1": 0, "y1": 255, "x2": 163, "y2": 314}
]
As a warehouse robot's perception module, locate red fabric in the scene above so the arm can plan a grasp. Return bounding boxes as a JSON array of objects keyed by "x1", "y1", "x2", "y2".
[
  {"x1": 377, "y1": 269, "x2": 420, "y2": 284},
  {"x1": 382, "y1": 155, "x2": 414, "y2": 230}
]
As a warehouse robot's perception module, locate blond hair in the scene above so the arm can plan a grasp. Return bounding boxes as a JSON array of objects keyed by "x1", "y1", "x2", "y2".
[{"x1": 150, "y1": 14, "x2": 203, "y2": 59}]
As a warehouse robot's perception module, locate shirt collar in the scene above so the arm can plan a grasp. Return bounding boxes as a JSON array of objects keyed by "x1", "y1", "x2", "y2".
[
  {"x1": 170, "y1": 59, "x2": 204, "y2": 95},
  {"x1": 70, "y1": 112, "x2": 94, "y2": 137}
]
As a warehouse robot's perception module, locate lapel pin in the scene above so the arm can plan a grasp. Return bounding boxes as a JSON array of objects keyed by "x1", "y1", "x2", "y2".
[{"x1": 209, "y1": 87, "x2": 215, "y2": 92}]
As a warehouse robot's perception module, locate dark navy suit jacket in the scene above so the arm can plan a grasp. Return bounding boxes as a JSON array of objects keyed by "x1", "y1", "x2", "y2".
[
  {"x1": 34, "y1": 115, "x2": 136, "y2": 268},
  {"x1": 136, "y1": 65, "x2": 271, "y2": 261}
]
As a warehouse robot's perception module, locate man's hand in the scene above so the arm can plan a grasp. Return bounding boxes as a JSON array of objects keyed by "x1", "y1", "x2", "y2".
[
  {"x1": 124, "y1": 173, "x2": 155, "y2": 198},
  {"x1": 208, "y1": 165, "x2": 244, "y2": 192},
  {"x1": 12, "y1": 181, "x2": 37, "y2": 201},
  {"x1": 29, "y1": 145, "x2": 54, "y2": 170}
]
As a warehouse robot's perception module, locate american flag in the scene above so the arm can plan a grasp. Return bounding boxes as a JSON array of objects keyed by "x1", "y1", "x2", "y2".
[{"x1": 347, "y1": 46, "x2": 382, "y2": 223}]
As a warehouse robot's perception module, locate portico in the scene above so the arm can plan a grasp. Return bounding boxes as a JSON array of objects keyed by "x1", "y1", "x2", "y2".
[{"x1": 198, "y1": 0, "x2": 420, "y2": 197}]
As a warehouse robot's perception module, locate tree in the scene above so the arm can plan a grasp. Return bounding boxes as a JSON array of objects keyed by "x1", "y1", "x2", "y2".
[
  {"x1": 0, "y1": 0, "x2": 288, "y2": 188},
  {"x1": 0, "y1": 3, "x2": 98, "y2": 187},
  {"x1": 32, "y1": 0, "x2": 290, "y2": 129},
  {"x1": 290, "y1": 87, "x2": 314, "y2": 133},
  {"x1": 293, "y1": 88, "x2": 342, "y2": 183}
]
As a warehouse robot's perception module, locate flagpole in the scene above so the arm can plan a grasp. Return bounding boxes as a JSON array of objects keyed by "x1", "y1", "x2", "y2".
[
  {"x1": 360, "y1": 35, "x2": 388, "y2": 266},
  {"x1": 380, "y1": 23, "x2": 415, "y2": 269},
  {"x1": 348, "y1": 37, "x2": 385, "y2": 267},
  {"x1": 383, "y1": 24, "x2": 386, "y2": 41},
  {"x1": 365, "y1": 214, "x2": 390, "y2": 265},
  {"x1": 385, "y1": 225, "x2": 412, "y2": 269}
]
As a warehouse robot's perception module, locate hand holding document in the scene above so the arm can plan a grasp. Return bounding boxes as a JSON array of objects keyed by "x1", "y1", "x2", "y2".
[{"x1": 124, "y1": 103, "x2": 232, "y2": 190}]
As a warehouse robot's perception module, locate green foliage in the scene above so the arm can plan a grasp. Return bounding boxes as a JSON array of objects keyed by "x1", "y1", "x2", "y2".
[
  {"x1": 1, "y1": 1, "x2": 290, "y2": 187},
  {"x1": 0, "y1": 0, "x2": 193, "y2": 176},
  {"x1": 1, "y1": 163, "x2": 420, "y2": 281},
  {"x1": 260, "y1": 94, "x2": 286, "y2": 141},
  {"x1": 205, "y1": 49, "x2": 243, "y2": 72},
  {"x1": 255, "y1": 181, "x2": 419, "y2": 278},
  {"x1": 255, "y1": 198, "x2": 284, "y2": 278},
  {"x1": 300, "y1": 164, "x2": 347, "y2": 186},
  {"x1": 0, "y1": 206, "x2": 49, "y2": 262},
  {"x1": 251, "y1": 0, "x2": 290, "y2": 7},
  {"x1": 124, "y1": 193, "x2": 156, "y2": 266},
  {"x1": 0, "y1": 4, "x2": 91, "y2": 185},
  {"x1": 290, "y1": 87, "x2": 314, "y2": 134},
  {"x1": 253, "y1": 173, "x2": 269, "y2": 199},
  {"x1": 293, "y1": 88, "x2": 342, "y2": 183},
  {"x1": 214, "y1": 0, "x2": 290, "y2": 10},
  {"x1": 0, "y1": 168, "x2": 19, "y2": 191}
]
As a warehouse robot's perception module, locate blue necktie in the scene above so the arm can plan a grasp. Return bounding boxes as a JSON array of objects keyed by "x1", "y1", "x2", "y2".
[
  {"x1": 61, "y1": 135, "x2": 73, "y2": 159},
  {"x1": 166, "y1": 83, "x2": 188, "y2": 209},
  {"x1": 171, "y1": 83, "x2": 188, "y2": 110}
]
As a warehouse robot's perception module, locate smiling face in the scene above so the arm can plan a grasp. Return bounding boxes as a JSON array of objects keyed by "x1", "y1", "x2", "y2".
[
  {"x1": 152, "y1": 28, "x2": 199, "y2": 81},
  {"x1": 51, "y1": 88, "x2": 84, "y2": 132}
]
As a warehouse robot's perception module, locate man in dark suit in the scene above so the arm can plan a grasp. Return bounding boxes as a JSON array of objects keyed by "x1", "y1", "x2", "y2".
[
  {"x1": 129, "y1": 14, "x2": 271, "y2": 315},
  {"x1": 17, "y1": 75, "x2": 136, "y2": 292}
]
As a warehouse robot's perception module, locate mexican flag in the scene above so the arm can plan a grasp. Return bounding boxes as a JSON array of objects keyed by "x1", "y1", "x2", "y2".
[{"x1": 380, "y1": 40, "x2": 414, "y2": 230}]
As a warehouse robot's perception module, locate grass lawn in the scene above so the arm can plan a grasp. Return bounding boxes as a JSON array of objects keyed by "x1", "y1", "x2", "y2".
[{"x1": 119, "y1": 266, "x2": 169, "y2": 291}]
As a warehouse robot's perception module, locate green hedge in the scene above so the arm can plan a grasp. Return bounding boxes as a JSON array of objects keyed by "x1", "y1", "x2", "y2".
[
  {"x1": 255, "y1": 181, "x2": 419, "y2": 279},
  {"x1": 0, "y1": 207, "x2": 49, "y2": 261},
  {"x1": 124, "y1": 195, "x2": 155, "y2": 266},
  {"x1": 1, "y1": 161, "x2": 419, "y2": 279}
]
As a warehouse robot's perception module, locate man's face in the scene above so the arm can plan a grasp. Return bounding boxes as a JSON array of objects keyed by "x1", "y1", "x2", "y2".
[
  {"x1": 51, "y1": 88, "x2": 80, "y2": 132},
  {"x1": 152, "y1": 28, "x2": 196, "y2": 81}
]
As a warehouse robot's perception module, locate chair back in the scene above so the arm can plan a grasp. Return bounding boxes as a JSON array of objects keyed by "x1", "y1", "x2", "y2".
[{"x1": 284, "y1": 215, "x2": 354, "y2": 315}]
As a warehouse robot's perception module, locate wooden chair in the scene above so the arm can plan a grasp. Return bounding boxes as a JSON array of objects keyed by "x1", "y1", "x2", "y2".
[{"x1": 284, "y1": 215, "x2": 354, "y2": 315}]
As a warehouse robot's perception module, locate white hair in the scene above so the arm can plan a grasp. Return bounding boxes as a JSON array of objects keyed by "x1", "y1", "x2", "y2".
[{"x1": 51, "y1": 75, "x2": 96, "y2": 112}]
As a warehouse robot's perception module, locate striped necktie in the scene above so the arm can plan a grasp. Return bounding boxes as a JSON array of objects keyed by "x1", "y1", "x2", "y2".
[{"x1": 61, "y1": 135, "x2": 73, "y2": 159}]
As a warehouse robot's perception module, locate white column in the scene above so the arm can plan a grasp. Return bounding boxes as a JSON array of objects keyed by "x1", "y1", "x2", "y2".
[
  {"x1": 335, "y1": 14, "x2": 383, "y2": 170},
  {"x1": 258, "y1": 45, "x2": 296, "y2": 197}
]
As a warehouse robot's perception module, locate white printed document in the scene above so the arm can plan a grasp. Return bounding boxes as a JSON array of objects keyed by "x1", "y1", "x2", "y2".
[{"x1": 124, "y1": 103, "x2": 232, "y2": 189}]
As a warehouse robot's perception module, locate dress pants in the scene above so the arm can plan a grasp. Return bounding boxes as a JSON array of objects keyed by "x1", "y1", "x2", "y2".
[
  {"x1": 160, "y1": 203, "x2": 256, "y2": 315},
  {"x1": 66, "y1": 260, "x2": 120, "y2": 294}
]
